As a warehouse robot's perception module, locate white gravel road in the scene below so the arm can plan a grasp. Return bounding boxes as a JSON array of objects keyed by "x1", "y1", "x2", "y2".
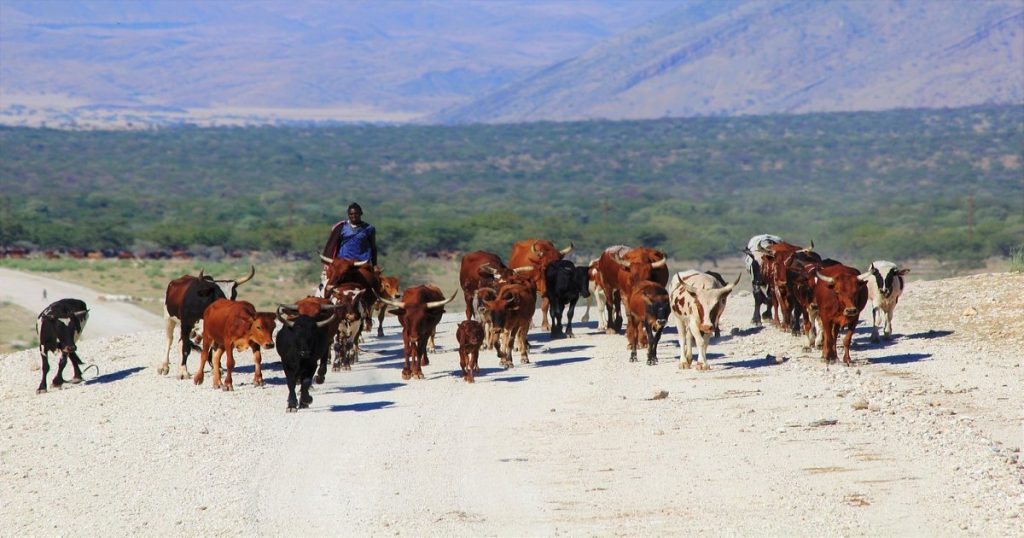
[{"x1": 0, "y1": 271, "x2": 1021, "y2": 536}]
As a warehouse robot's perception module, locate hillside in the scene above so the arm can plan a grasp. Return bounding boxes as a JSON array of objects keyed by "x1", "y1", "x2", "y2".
[{"x1": 439, "y1": 0, "x2": 1024, "y2": 123}]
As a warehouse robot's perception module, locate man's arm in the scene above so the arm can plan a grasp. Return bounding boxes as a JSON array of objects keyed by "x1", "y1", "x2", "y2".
[{"x1": 368, "y1": 227, "x2": 378, "y2": 267}]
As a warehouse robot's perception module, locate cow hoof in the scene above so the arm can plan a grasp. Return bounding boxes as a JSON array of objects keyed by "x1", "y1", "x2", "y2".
[
  {"x1": 605, "y1": 329, "x2": 617, "y2": 335},
  {"x1": 70, "y1": 376, "x2": 83, "y2": 384},
  {"x1": 253, "y1": 379, "x2": 264, "y2": 387},
  {"x1": 401, "y1": 372, "x2": 412, "y2": 380},
  {"x1": 377, "y1": 330, "x2": 384, "y2": 338},
  {"x1": 698, "y1": 363, "x2": 710, "y2": 371},
  {"x1": 156, "y1": 365, "x2": 169, "y2": 376},
  {"x1": 870, "y1": 336, "x2": 880, "y2": 344},
  {"x1": 647, "y1": 359, "x2": 658, "y2": 366},
  {"x1": 520, "y1": 358, "x2": 530, "y2": 364},
  {"x1": 286, "y1": 406, "x2": 297, "y2": 413},
  {"x1": 51, "y1": 381, "x2": 63, "y2": 389},
  {"x1": 315, "y1": 374, "x2": 325, "y2": 384},
  {"x1": 422, "y1": 358, "x2": 430, "y2": 366},
  {"x1": 222, "y1": 385, "x2": 233, "y2": 392},
  {"x1": 36, "y1": 387, "x2": 47, "y2": 394},
  {"x1": 415, "y1": 373, "x2": 425, "y2": 380}
]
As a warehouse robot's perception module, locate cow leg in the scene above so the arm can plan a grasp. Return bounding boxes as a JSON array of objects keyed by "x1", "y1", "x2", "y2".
[
  {"x1": 211, "y1": 347, "x2": 225, "y2": 389},
  {"x1": 540, "y1": 296, "x2": 551, "y2": 331},
  {"x1": 751, "y1": 287, "x2": 763, "y2": 326},
  {"x1": 193, "y1": 342, "x2": 210, "y2": 386},
  {"x1": 299, "y1": 376, "x2": 313, "y2": 408},
  {"x1": 565, "y1": 299, "x2": 577, "y2": 338},
  {"x1": 626, "y1": 317, "x2": 638, "y2": 362},
  {"x1": 517, "y1": 327, "x2": 529, "y2": 365},
  {"x1": 401, "y1": 342, "x2": 413, "y2": 380},
  {"x1": 696, "y1": 332, "x2": 711, "y2": 371},
  {"x1": 222, "y1": 348, "x2": 235, "y2": 391},
  {"x1": 883, "y1": 308, "x2": 894, "y2": 340},
  {"x1": 548, "y1": 298, "x2": 561, "y2": 338},
  {"x1": 869, "y1": 307, "x2": 882, "y2": 343},
  {"x1": 498, "y1": 329, "x2": 513, "y2": 369},
  {"x1": 68, "y1": 351, "x2": 84, "y2": 383},
  {"x1": 645, "y1": 324, "x2": 661, "y2": 366},
  {"x1": 682, "y1": 324, "x2": 696, "y2": 370},
  {"x1": 414, "y1": 341, "x2": 426, "y2": 379},
  {"x1": 377, "y1": 306, "x2": 386, "y2": 337},
  {"x1": 251, "y1": 345, "x2": 264, "y2": 387},
  {"x1": 330, "y1": 335, "x2": 342, "y2": 374},
  {"x1": 581, "y1": 293, "x2": 591, "y2": 323},
  {"x1": 842, "y1": 323, "x2": 857, "y2": 366},
  {"x1": 37, "y1": 350, "x2": 50, "y2": 394},
  {"x1": 612, "y1": 291, "x2": 624, "y2": 333},
  {"x1": 159, "y1": 316, "x2": 177, "y2": 375},
  {"x1": 459, "y1": 348, "x2": 469, "y2": 382},
  {"x1": 284, "y1": 366, "x2": 299, "y2": 412},
  {"x1": 51, "y1": 352, "x2": 69, "y2": 389},
  {"x1": 177, "y1": 322, "x2": 195, "y2": 380}
]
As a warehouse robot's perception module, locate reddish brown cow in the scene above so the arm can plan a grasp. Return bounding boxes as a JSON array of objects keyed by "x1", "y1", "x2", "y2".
[
  {"x1": 381, "y1": 285, "x2": 456, "y2": 380},
  {"x1": 761, "y1": 241, "x2": 817, "y2": 330},
  {"x1": 596, "y1": 246, "x2": 669, "y2": 336},
  {"x1": 456, "y1": 320, "x2": 485, "y2": 383},
  {"x1": 812, "y1": 263, "x2": 869, "y2": 365},
  {"x1": 459, "y1": 250, "x2": 534, "y2": 320},
  {"x1": 318, "y1": 255, "x2": 381, "y2": 330},
  {"x1": 481, "y1": 282, "x2": 536, "y2": 368},
  {"x1": 625, "y1": 281, "x2": 671, "y2": 365},
  {"x1": 371, "y1": 275, "x2": 401, "y2": 337},
  {"x1": 193, "y1": 299, "x2": 276, "y2": 390},
  {"x1": 508, "y1": 239, "x2": 572, "y2": 331},
  {"x1": 328, "y1": 283, "x2": 369, "y2": 371},
  {"x1": 472, "y1": 286, "x2": 500, "y2": 349}
]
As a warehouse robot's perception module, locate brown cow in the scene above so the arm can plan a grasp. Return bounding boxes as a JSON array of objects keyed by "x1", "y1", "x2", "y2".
[
  {"x1": 328, "y1": 284, "x2": 369, "y2": 371},
  {"x1": 481, "y1": 282, "x2": 536, "y2": 368},
  {"x1": 508, "y1": 239, "x2": 572, "y2": 331},
  {"x1": 380, "y1": 285, "x2": 456, "y2": 380},
  {"x1": 812, "y1": 263, "x2": 869, "y2": 365},
  {"x1": 459, "y1": 250, "x2": 533, "y2": 320},
  {"x1": 456, "y1": 320, "x2": 486, "y2": 383},
  {"x1": 625, "y1": 281, "x2": 671, "y2": 365},
  {"x1": 596, "y1": 246, "x2": 669, "y2": 336},
  {"x1": 192, "y1": 299, "x2": 277, "y2": 390},
  {"x1": 370, "y1": 275, "x2": 401, "y2": 337},
  {"x1": 761, "y1": 241, "x2": 817, "y2": 330},
  {"x1": 472, "y1": 286, "x2": 499, "y2": 350}
]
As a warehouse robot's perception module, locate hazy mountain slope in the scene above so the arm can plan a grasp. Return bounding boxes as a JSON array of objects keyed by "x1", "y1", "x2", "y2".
[
  {"x1": 0, "y1": 0, "x2": 678, "y2": 116},
  {"x1": 438, "y1": 0, "x2": 1024, "y2": 123}
]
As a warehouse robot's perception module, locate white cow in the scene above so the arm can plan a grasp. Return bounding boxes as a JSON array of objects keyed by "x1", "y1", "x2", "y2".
[
  {"x1": 580, "y1": 258, "x2": 607, "y2": 330},
  {"x1": 858, "y1": 261, "x2": 909, "y2": 342},
  {"x1": 669, "y1": 270, "x2": 740, "y2": 371},
  {"x1": 743, "y1": 234, "x2": 783, "y2": 326}
]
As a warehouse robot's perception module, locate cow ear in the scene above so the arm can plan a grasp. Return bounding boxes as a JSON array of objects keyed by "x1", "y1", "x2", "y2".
[{"x1": 897, "y1": 268, "x2": 910, "y2": 276}]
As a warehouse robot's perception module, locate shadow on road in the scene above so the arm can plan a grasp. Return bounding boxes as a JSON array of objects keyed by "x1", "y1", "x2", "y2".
[
  {"x1": 903, "y1": 330, "x2": 954, "y2": 340},
  {"x1": 490, "y1": 375, "x2": 529, "y2": 383},
  {"x1": 87, "y1": 366, "x2": 145, "y2": 385},
  {"x1": 326, "y1": 401, "x2": 395, "y2": 413},
  {"x1": 543, "y1": 344, "x2": 594, "y2": 354},
  {"x1": 869, "y1": 353, "x2": 932, "y2": 365},
  {"x1": 719, "y1": 355, "x2": 784, "y2": 369},
  {"x1": 534, "y1": 356, "x2": 590, "y2": 368},
  {"x1": 339, "y1": 382, "x2": 406, "y2": 394}
]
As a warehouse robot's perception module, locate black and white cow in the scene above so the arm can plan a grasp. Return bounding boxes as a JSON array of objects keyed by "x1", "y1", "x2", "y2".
[
  {"x1": 276, "y1": 310, "x2": 336, "y2": 412},
  {"x1": 858, "y1": 261, "x2": 909, "y2": 343},
  {"x1": 36, "y1": 299, "x2": 90, "y2": 394},
  {"x1": 544, "y1": 259, "x2": 591, "y2": 338},
  {"x1": 743, "y1": 234, "x2": 782, "y2": 326}
]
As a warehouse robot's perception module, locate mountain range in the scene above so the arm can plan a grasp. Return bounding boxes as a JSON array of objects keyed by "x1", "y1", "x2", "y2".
[{"x1": 0, "y1": 0, "x2": 1020, "y2": 126}]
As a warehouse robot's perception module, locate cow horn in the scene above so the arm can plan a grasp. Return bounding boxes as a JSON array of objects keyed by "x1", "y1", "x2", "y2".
[
  {"x1": 197, "y1": 268, "x2": 205, "y2": 278},
  {"x1": 235, "y1": 265, "x2": 256, "y2": 285},
  {"x1": 278, "y1": 303, "x2": 299, "y2": 311},
  {"x1": 426, "y1": 291, "x2": 458, "y2": 309},
  {"x1": 320, "y1": 254, "x2": 334, "y2": 264},
  {"x1": 560, "y1": 242, "x2": 574, "y2": 255},
  {"x1": 651, "y1": 257, "x2": 667, "y2": 269},
  {"x1": 379, "y1": 297, "x2": 406, "y2": 309},
  {"x1": 613, "y1": 253, "x2": 631, "y2": 268},
  {"x1": 511, "y1": 266, "x2": 533, "y2": 273},
  {"x1": 316, "y1": 312, "x2": 337, "y2": 328},
  {"x1": 353, "y1": 260, "x2": 368, "y2": 267},
  {"x1": 721, "y1": 274, "x2": 742, "y2": 292},
  {"x1": 857, "y1": 272, "x2": 873, "y2": 282},
  {"x1": 74, "y1": 309, "x2": 89, "y2": 317},
  {"x1": 531, "y1": 242, "x2": 541, "y2": 256},
  {"x1": 480, "y1": 263, "x2": 497, "y2": 275},
  {"x1": 742, "y1": 248, "x2": 754, "y2": 259},
  {"x1": 815, "y1": 271, "x2": 834, "y2": 284},
  {"x1": 682, "y1": 282, "x2": 698, "y2": 294},
  {"x1": 275, "y1": 308, "x2": 295, "y2": 328}
]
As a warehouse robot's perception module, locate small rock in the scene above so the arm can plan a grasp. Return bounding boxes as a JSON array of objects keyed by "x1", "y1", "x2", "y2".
[
  {"x1": 808, "y1": 418, "x2": 839, "y2": 427},
  {"x1": 851, "y1": 398, "x2": 869, "y2": 411},
  {"x1": 650, "y1": 390, "x2": 669, "y2": 400},
  {"x1": 962, "y1": 307, "x2": 977, "y2": 316},
  {"x1": 199, "y1": 427, "x2": 209, "y2": 435}
]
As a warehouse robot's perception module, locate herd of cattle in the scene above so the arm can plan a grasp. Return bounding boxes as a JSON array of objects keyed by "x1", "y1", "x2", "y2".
[{"x1": 31, "y1": 237, "x2": 908, "y2": 412}]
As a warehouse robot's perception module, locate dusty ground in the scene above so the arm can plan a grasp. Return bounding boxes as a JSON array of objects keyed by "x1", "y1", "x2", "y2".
[{"x1": 0, "y1": 270, "x2": 1021, "y2": 536}]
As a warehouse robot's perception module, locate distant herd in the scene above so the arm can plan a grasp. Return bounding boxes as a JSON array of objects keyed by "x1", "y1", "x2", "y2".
[{"x1": 32, "y1": 237, "x2": 908, "y2": 412}]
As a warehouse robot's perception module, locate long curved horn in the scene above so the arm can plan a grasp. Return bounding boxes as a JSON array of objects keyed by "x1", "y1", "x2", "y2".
[
  {"x1": 815, "y1": 271, "x2": 834, "y2": 284},
  {"x1": 278, "y1": 303, "x2": 299, "y2": 311},
  {"x1": 353, "y1": 260, "x2": 368, "y2": 267},
  {"x1": 857, "y1": 272, "x2": 873, "y2": 282},
  {"x1": 560, "y1": 242, "x2": 574, "y2": 255},
  {"x1": 197, "y1": 268, "x2": 205, "y2": 278},
  {"x1": 651, "y1": 257, "x2": 667, "y2": 269},
  {"x1": 235, "y1": 265, "x2": 255, "y2": 285},
  {"x1": 511, "y1": 266, "x2": 533, "y2": 273},
  {"x1": 613, "y1": 253, "x2": 631, "y2": 268},
  {"x1": 807, "y1": 240, "x2": 815, "y2": 251},
  {"x1": 316, "y1": 312, "x2": 337, "y2": 328},
  {"x1": 721, "y1": 274, "x2": 742, "y2": 292},
  {"x1": 531, "y1": 242, "x2": 541, "y2": 256},
  {"x1": 73, "y1": 309, "x2": 90, "y2": 318},
  {"x1": 320, "y1": 254, "x2": 334, "y2": 264},
  {"x1": 275, "y1": 308, "x2": 296, "y2": 328},
  {"x1": 379, "y1": 297, "x2": 406, "y2": 309},
  {"x1": 426, "y1": 291, "x2": 459, "y2": 309},
  {"x1": 479, "y1": 263, "x2": 497, "y2": 275}
]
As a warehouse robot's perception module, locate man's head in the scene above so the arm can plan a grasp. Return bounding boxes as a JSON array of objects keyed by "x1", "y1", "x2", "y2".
[{"x1": 347, "y1": 203, "x2": 363, "y2": 225}]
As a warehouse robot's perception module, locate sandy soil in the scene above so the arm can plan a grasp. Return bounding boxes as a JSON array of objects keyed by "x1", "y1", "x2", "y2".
[{"x1": 0, "y1": 270, "x2": 1021, "y2": 536}]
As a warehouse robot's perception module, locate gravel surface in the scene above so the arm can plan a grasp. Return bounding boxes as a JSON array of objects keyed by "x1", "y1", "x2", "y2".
[{"x1": 1, "y1": 271, "x2": 1021, "y2": 536}]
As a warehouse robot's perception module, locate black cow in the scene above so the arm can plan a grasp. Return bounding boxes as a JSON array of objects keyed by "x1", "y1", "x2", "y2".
[
  {"x1": 544, "y1": 260, "x2": 591, "y2": 338},
  {"x1": 158, "y1": 266, "x2": 255, "y2": 379},
  {"x1": 276, "y1": 310, "x2": 336, "y2": 412},
  {"x1": 36, "y1": 299, "x2": 90, "y2": 394}
]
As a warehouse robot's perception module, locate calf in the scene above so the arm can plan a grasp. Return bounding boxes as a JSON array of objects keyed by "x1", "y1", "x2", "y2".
[
  {"x1": 625, "y1": 282, "x2": 671, "y2": 365},
  {"x1": 482, "y1": 282, "x2": 537, "y2": 368},
  {"x1": 812, "y1": 264, "x2": 869, "y2": 365},
  {"x1": 596, "y1": 246, "x2": 669, "y2": 335},
  {"x1": 35, "y1": 299, "x2": 90, "y2": 394},
  {"x1": 580, "y1": 258, "x2": 608, "y2": 330},
  {"x1": 371, "y1": 275, "x2": 401, "y2": 337},
  {"x1": 472, "y1": 286, "x2": 499, "y2": 350},
  {"x1": 508, "y1": 239, "x2": 573, "y2": 331},
  {"x1": 329, "y1": 284, "x2": 368, "y2": 372},
  {"x1": 159, "y1": 266, "x2": 255, "y2": 378},
  {"x1": 380, "y1": 285, "x2": 456, "y2": 380},
  {"x1": 193, "y1": 299, "x2": 277, "y2": 390},
  {"x1": 743, "y1": 234, "x2": 782, "y2": 325},
  {"x1": 859, "y1": 261, "x2": 909, "y2": 343},
  {"x1": 276, "y1": 311, "x2": 336, "y2": 412},
  {"x1": 669, "y1": 271, "x2": 740, "y2": 371},
  {"x1": 456, "y1": 320, "x2": 486, "y2": 383},
  {"x1": 544, "y1": 260, "x2": 591, "y2": 338}
]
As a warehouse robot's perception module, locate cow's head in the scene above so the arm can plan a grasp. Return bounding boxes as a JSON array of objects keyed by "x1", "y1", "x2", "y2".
[
  {"x1": 318, "y1": 256, "x2": 369, "y2": 296},
  {"x1": 816, "y1": 271, "x2": 868, "y2": 319},
  {"x1": 858, "y1": 262, "x2": 909, "y2": 298},
  {"x1": 38, "y1": 310, "x2": 88, "y2": 353},
  {"x1": 380, "y1": 276, "x2": 401, "y2": 300},
  {"x1": 380, "y1": 289, "x2": 456, "y2": 346},
  {"x1": 677, "y1": 274, "x2": 740, "y2": 334},
  {"x1": 456, "y1": 320, "x2": 485, "y2": 348},
  {"x1": 197, "y1": 265, "x2": 255, "y2": 300},
  {"x1": 639, "y1": 289, "x2": 671, "y2": 333},
  {"x1": 572, "y1": 266, "x2": 592, "y2": 298},
  {"x1": 248, "y1": 312, "x2": 278, "y2": 349},
  {"x1": 482, "y1": 286, "x2": 528, "y2": 329},
  {"x1": 277, "y1": 309, "x2": 336, "y2": 360},
  {"x1": 614, "y1": 250, "x2": 667, "y2": 285},
  {"x1": 473, "y1": 287, "x2": 498, "y2": 320}
]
